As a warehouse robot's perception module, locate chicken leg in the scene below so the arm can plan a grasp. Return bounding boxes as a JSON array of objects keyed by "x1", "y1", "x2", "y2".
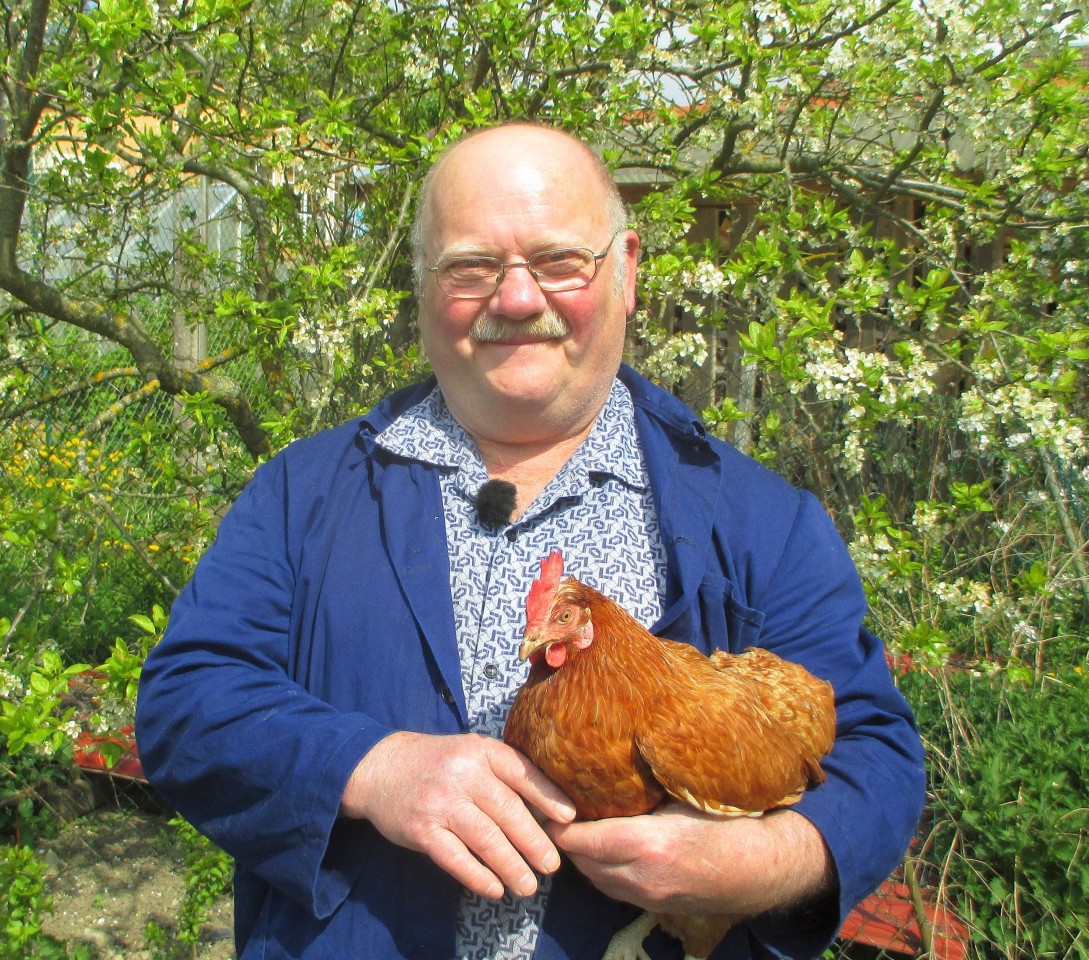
[{"x1": 602, "y1": 912, "x2": 657, "y2": 960}]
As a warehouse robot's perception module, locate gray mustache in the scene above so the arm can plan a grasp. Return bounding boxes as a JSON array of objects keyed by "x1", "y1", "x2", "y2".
[{"x1": 470, "y1": 310, "x2": 571, "y2": 343}]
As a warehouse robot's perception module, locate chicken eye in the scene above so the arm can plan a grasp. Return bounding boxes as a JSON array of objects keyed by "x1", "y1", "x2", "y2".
[{"x1": 557, "y1": 609, "x2": 573, "y2": 624}]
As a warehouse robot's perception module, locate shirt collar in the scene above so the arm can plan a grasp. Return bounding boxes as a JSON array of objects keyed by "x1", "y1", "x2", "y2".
[{"x1": 376, "y1": 378, "x2": 647, "y2": 492}]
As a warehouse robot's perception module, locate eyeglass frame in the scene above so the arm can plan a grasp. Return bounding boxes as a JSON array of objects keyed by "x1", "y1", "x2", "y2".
[{"x1": 425, "y1": 231, "x2": 622, "y2": 300}]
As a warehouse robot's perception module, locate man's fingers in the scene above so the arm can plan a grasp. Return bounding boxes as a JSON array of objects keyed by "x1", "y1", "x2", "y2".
[
  {"x1": 548, "y1": 817, "x2": 631, "y2": 862},
  {"x1": 425, "y1": 827, "x2": 505, "y2": 900},
  {"x1": 472, "y1": 779, "x2": 562, "y2": 881},
  {"x1": 345, "y1": 732, "x2": 573, "y2": 897},
  {"x1": 446, "y1": 798, "x2": 542, "y2": 897},
  {"x1": 494, "y1": 745, "x2": 577, "y2": 825}
]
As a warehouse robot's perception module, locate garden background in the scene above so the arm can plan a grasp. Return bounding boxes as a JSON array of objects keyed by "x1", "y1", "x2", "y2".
[{"x1": 1, "y1": 1, "x2": 1087, "y2": 958}]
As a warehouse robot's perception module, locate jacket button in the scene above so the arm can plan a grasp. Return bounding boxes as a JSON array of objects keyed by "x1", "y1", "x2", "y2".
[{"x1": 440, "y1": 685, "x2": 455, "y2": 704}]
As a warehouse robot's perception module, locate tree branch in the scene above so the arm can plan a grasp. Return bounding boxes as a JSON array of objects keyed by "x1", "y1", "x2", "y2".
[{"x1": 0, "y1": 259, "x2": 269, "y2": 458}]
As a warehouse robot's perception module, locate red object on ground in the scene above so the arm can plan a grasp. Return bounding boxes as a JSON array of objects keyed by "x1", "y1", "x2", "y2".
[
  {"x1": 67, "y1": 671, "x2": 145, "y2": 780},
  {"x1": 72, "y1": 725, "x2": 145, "y2": 781},
  {"x1": 839, "y1": 877, "x2": 970, "y2": 959}
]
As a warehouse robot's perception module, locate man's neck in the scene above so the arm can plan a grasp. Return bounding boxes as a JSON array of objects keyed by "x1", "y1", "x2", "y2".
[{"x1": 472, "y1": 426, "x2": 594, "y2": 521}]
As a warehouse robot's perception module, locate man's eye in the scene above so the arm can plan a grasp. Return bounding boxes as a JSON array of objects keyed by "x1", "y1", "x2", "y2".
[
  {"x1": 533, "y1": 249, "x2": 590, "y2": 278},
  {"x1": 445, "y1": 258, "x2": 497, "y2": 278}
]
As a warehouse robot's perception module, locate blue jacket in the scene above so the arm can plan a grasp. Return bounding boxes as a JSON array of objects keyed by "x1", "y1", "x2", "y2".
[{"x1": 136, "y1": 365, "x2": 925, "y2": 960}]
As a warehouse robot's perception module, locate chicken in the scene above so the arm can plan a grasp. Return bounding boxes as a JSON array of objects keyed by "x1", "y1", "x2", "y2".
[{"x1": 503, "y1": 550, "x2": 837, "y2": 960}]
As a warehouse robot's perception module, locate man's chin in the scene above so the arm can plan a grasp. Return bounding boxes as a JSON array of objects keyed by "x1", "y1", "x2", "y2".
[{"x1": 478, "y1": 360, "x2": 565, "y2": 399}]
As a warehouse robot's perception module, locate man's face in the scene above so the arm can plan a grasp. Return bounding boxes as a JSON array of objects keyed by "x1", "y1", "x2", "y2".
[{"x1": 417, "y1": 127, "x2": 639, "y2": 446}]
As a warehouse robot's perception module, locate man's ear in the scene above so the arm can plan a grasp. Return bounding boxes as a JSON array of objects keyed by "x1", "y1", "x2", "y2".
[{"x1": 621, "y1": 229, "x2": 641, "y2": 317}]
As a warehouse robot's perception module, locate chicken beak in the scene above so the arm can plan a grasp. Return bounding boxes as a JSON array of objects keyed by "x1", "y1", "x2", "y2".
[{"x1": 518, "y1": 632, "x2": 546, "y2": 661}]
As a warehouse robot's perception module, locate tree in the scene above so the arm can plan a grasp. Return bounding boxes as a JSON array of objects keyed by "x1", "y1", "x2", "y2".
[
  {"x1": 1, "y1": 0, "x2": 1083, "y2": 445},
  {"x1": 1, "y1": 0, "x2": 1086, "y2": 641}
]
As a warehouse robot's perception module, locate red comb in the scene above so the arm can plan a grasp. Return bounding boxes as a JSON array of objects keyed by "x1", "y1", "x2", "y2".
[{"x1": 526, "y1": 550, "x2": 564, "y2": 628}]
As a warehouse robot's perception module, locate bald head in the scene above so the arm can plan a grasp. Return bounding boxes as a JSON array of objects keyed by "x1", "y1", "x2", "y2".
[{"x1": 411, "y1": 124, "x2": 630, "y2": 293}]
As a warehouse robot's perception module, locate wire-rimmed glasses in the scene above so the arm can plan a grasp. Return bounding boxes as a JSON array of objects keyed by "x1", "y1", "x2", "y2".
[{"x1": 426, "y1": 232, "x2": 620, "y2": 300}]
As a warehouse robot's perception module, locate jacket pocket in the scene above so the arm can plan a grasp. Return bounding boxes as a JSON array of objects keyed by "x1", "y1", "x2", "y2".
[{"x1": 660, "y1": 570, "x2": 765, "y2": 654}]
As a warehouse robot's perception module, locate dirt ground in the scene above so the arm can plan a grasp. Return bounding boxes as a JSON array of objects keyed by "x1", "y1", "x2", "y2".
[{"x1": 39, "y1": 805, "x2": 235, "y2": 960}]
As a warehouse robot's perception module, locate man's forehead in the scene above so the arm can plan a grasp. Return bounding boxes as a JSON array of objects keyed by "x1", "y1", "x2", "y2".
[
  {"x1": 423, "y1": 136, "x2": 603, "y2": 253},
  {"x1": 430, "y1": 126, "x2": 600, "y2": 197},
  {"x1": 507, "y1": 161, "x2": 548, "y2": 195}
]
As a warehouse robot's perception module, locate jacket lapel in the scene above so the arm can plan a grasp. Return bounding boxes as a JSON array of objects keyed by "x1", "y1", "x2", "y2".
[
  {"x1": 367, "y1": 441, "x2": 469, "y2": 727},
  {"x1": 625, "y1": 368, "x2": 723, "y2": 640}
]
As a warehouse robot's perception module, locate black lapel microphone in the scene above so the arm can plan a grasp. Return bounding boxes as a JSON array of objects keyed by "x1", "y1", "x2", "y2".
[{"x1": 475, "y1": 479, "x2": 517, "y2": 529}]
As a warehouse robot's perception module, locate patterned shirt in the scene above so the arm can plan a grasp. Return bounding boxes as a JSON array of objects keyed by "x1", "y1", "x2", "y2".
[{"x1": 376, "y1": 378, "x2": 668, "y2": 960}]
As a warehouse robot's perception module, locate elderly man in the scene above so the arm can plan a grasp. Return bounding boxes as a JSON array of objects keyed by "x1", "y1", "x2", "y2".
[{"x1": 136, "y1": 123, "x2": 924, "y2": 960}]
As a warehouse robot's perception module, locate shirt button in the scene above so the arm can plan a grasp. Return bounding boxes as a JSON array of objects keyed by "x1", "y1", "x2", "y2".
[
  {"x1": 483, "y1": 663, "x2": 499, "y2": 680},
  {"x1": 505, "y1": 529, "x2": 517, "y2": 543}
]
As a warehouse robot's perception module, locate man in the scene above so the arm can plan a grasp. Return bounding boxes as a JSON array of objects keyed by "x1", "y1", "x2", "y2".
[{"x1": 136, "y1": 123, "x2": 925, "y2": 960}]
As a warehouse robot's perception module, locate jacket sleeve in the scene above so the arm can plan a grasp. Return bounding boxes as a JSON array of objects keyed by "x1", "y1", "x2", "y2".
[
  {"x1": 741, "y1": 491, "x2": 926, "y2": 959},
  {"x1": 134, "y1": 451, "x2": 396, "y2": 920}
]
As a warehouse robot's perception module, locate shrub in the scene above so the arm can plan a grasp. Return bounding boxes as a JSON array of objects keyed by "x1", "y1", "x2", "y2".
[
  {"x1": 0, "y1": 843, "x2": 86, "y2": 959},
  {"x1": 904, "y1": 668, "x2": 1089, "y2": 960}
]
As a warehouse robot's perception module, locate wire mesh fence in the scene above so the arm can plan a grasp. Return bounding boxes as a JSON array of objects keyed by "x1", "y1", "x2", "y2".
[{"x1": 0, "y1": 355, "x2": 240, "y2": 660}]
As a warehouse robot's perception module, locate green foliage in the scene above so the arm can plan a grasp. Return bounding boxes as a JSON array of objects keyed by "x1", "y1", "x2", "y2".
[
  {"x1": 0, "y1": 423, "x2": 215, "y2": 664},
  {"x1": 101, "y1": 605, "x2": 168, "y2": 702},
  {"x1": 145, "y1": 817, "x2": 233, "y2": 957},
  {"x1": 0, "y1": 652, "x2": 89, "y2": 759},
  {"x1": 0, "y1": 604, "x2": 165, "y2": 839},
  {"x1": 905, "y1": 669, "x2": 1089, "y2": 959},
  {"x1": 0, "y1": 844, "x2": 86, "y2": 959},
  {"x1": 174, "y1": 817, "x2": 233, "y2": 946}
]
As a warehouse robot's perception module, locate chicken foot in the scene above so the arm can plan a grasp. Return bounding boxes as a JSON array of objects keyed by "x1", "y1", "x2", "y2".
[
  {"x1": 602, "y1": 909, "x2": 741, "y2": 960},
  {"x1": 601, "y1": 912, "x2": 657, "y2": 960}
]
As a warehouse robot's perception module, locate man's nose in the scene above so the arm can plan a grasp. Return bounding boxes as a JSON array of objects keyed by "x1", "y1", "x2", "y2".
[{"x1": 489, "y1": 263, "x2": 548, "y2": 318}]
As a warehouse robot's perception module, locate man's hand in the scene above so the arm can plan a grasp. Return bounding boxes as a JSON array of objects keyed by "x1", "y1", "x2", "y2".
[
  {"x1": 548, "y1": 804, "x2": 835, "y2": 917},
  {"x1": 341, "y1": 731, "x2": 577, "y2": 900}
]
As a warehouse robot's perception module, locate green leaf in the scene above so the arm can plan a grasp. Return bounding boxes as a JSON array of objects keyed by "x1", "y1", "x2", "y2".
[{"x1": 129, "y1": 614, "x2": 157, "y2": 635}]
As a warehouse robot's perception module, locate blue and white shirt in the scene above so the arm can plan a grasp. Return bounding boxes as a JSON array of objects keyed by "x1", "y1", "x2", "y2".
[{"x1": 377, "y1": 378, "x2": 669, "y2": 960}]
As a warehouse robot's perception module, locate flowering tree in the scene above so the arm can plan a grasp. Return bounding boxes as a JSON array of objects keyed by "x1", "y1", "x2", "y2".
[{"x1": 2, "y1": 0, "x2": 1085, "y2": 687}]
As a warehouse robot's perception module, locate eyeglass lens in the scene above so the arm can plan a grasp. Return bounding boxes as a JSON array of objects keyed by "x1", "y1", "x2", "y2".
[{"x1": 437, "y1": 247, "x2": 597, "y2": 297}]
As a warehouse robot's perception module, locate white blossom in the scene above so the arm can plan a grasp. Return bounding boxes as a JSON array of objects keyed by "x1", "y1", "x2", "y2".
[{"x1": 0, "y1": 669, "x2": 23, "y2": 698}]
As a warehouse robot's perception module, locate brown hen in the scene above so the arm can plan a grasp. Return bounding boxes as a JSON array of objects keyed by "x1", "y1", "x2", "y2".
[{"x1": 503, "y1": 550, "x2": 837, "y2": 960}]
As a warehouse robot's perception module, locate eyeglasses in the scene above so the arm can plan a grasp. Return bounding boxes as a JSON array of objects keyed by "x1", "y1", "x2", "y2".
[{"x1": 426, "y1": 232, "x2": 621, "y2": 300}]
